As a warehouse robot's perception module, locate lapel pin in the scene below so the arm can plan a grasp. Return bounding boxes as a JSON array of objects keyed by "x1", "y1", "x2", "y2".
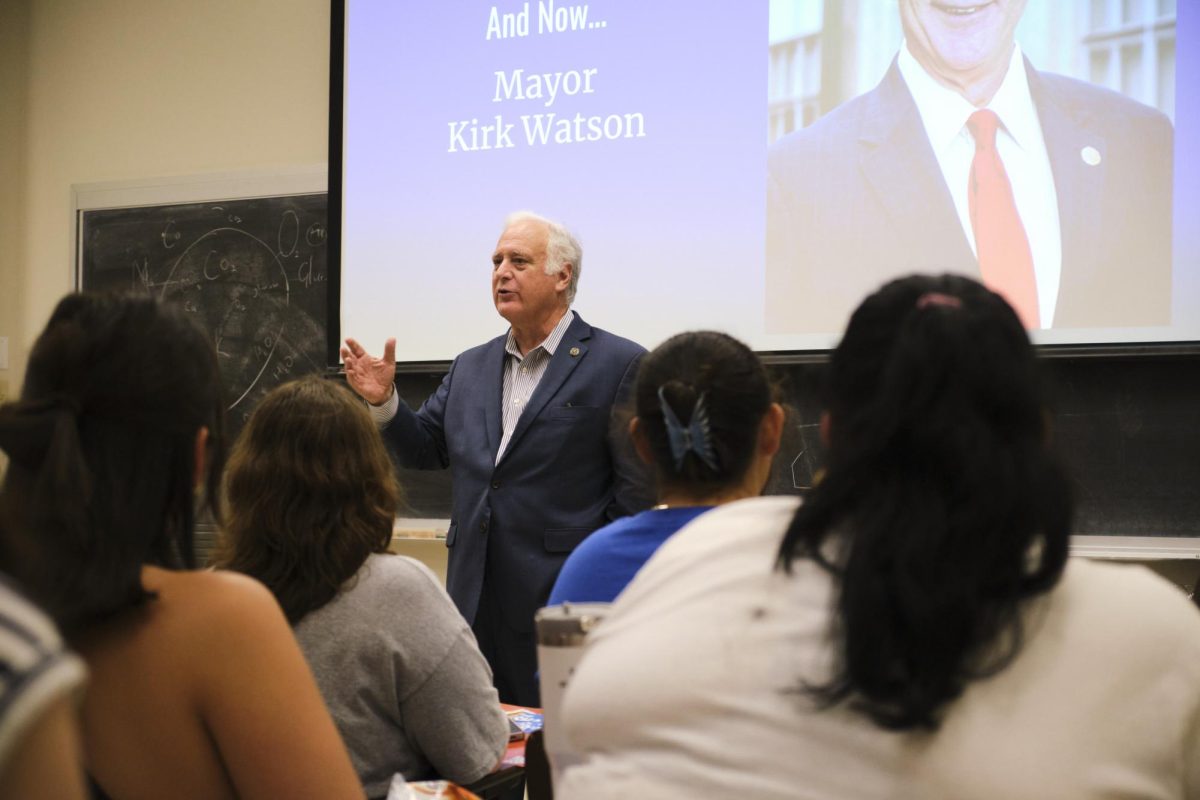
[
  {"x1": 569, "y1": 347, "x2": 580, "y2": 357},
  {"x1": 1081, "y1": 146, "x2": 1101, "y2": 166}
]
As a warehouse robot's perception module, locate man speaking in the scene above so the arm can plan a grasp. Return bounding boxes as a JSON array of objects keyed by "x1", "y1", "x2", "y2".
[
  {"x1": 342, "y1": 211, "x2": 650, "y2": 705},
  {"x1": 766, "y1": 0, "x2": 1172, "y2": 334}
]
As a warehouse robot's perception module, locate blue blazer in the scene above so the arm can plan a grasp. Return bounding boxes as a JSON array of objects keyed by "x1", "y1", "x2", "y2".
[
  {"x1": 765, "y1": 59, "x2": 1173, "y2": 333},
  {"x1": 383, "y1": 312, "x2": 651, "y2": 633}
]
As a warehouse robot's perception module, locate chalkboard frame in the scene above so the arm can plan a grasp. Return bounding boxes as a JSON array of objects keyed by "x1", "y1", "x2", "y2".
[{"x1": 72, "y1": 167, "x2": 329, "y2": 282}]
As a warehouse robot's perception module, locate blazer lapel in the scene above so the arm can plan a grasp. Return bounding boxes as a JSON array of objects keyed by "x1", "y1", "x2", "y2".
[
  {"x1": 858, "y1": 62, "x2": 978, "y2": 275},
  {"x1": 482, "y1": 336, "x2": 507, "y2": 460},
  {"x1": 498, "y1": 314, "x2": 590, "y2": 465},
  {"x1": 1027, "y1": 61, "x2": 1106, "y2": 325}
]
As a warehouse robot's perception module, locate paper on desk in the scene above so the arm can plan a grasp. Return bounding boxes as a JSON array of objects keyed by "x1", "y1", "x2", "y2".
[{"x1": 386, "y1": 775, "x2": 481, "y2": 800}]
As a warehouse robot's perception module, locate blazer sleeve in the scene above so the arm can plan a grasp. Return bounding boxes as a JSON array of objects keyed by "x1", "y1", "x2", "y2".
[{"x1": 382, "y1": 361, "x2": 453, "y2": 470}]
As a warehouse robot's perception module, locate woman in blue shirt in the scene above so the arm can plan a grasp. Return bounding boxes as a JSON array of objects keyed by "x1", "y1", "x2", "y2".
[{"x1": 549, "y1": 331, "x2": 784, "y2": 605}]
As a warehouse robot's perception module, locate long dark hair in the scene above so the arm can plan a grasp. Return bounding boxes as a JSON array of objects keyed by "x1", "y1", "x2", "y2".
[
  {"x1": 0, "y1": 292, "x2": 225, "y2": 636},
  {"x1": 215, "y1": 376, "x2": 401, "y2": 624},
  {"x1": 634, "y1": 331, "x2": 773, "y2": 494},
  {"x1": 778, "y1": 275, "x2": 1073, "y2": 731}
]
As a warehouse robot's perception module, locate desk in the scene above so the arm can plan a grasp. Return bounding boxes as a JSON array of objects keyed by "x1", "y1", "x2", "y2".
[
  {"x1": 460, "y1": 705, "x2": 542, "y2": 799},
  {"x1": 461, "y1": 741, "x2": 525, "y2": 798}
]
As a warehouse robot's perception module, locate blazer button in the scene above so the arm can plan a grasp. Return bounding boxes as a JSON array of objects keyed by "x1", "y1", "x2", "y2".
[
  {"x1": 491, "y1": 480, "x2": 501, "y2": 490},
  {"x1": 479, "y1": 520, "x2": 488, "y2": 532}
]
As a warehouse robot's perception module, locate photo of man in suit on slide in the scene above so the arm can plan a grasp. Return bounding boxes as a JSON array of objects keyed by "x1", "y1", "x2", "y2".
[{"x1": 766, "y1": 0, "x2": 1174, "y2": 333}]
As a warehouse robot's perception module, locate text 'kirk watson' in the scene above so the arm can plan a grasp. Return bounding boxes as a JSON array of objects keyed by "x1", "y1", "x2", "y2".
[
  {"x1": 447, "y1": 111, "x2": 646, "y2": 152},
  {"x1": 448, "y1": 66, "x2": 646, "y2": 151}
]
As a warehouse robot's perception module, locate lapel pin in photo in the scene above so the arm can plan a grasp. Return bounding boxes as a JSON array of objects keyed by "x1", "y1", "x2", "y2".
[{"x1": 569, "y1": 347, "x2": 581, "y2": 357}]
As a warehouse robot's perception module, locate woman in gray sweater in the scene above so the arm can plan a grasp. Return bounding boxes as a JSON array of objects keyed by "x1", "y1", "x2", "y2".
[{"x1": 216, "y1": 376, "x2": 507, "y2": 799}]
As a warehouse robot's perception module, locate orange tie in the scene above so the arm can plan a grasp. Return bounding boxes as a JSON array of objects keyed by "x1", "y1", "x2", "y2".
[{"x1": 967, "y1": 109, "x2": 1040, "y2": 329}]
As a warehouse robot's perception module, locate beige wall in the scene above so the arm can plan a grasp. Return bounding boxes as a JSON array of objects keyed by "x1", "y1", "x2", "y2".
[
  {"x1": 0, "y1": 1, "x2": 31, "y2": 407},
  {"x1": 1, "y1": 0, "x2": 330, "y2": 397}
]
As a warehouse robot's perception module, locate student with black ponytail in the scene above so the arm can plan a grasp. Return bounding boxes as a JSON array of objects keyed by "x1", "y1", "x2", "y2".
[
  {"x1": 548, "y1": 330, "x2": 784, "y2": 605},
  {"x1": 779, "y1": 274, "x2": 1074, "y2": 731},
  {"x1": 0, "y1": 293, "x2": 363, "y2": 800},
  {"x1": 558, "y1": 275, "x2": 1200, "y2": 799}
]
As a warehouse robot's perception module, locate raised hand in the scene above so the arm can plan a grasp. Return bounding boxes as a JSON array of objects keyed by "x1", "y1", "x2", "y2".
[{"x1": 340, "y1": 337, "x2": 397, "y2": 406}]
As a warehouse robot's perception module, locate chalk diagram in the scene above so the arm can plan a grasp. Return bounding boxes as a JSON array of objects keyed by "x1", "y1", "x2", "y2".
[
  {"x1": 81, "y1": 195, "x2": 328, "y2": 431},
  {"x1": 148, "y1": 205, "x2": 325, "y2": 415},
  {"x1": 159, "y1": 226, "x2": 290, "y2": 409},
  {"x1": 788, "y1": 422, "x2": 822, "y2": 491}
]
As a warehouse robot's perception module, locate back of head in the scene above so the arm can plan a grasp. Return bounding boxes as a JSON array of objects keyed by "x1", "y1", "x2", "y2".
[
  {"x1": 0, "y1": 292, "x2": 225, "y2": 634},
  {"x1": 216, "y1": 375, "x2": 400, "y2": 624},
  {"x1": 779, "y1": 274, "x2": 1074, "y2": 730},
  {"x1": 634, "y1": 331, "x2": 772, "y2": 496}
]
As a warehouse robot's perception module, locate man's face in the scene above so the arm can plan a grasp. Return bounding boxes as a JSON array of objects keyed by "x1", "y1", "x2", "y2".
[
  {"x1": 900, "y1": 0, "x2": 1027, "y2": 91},
  {"x1": 491, "y1": 219, "x2": 569, "y2": 327}
]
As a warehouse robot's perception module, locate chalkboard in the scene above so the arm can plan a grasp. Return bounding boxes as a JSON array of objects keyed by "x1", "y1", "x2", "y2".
[
  {"x1": 391, "y1": 370, "x2": 457, "y2": 519},
  {"x1": 1043, "y1": 354, "x2": 1200, "y2": 539},
  {"x1": 757, "y1": 353, "x2": 1200, "y2": 542},
  {"x1": 391, "y1": 351, "x2": 1200, "y2": 544},
  {"x1": 78, "y1": 193, "x2": 331, "y2": 431}
]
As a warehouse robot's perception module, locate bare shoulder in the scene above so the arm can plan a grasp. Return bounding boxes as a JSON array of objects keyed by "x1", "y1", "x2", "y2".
[
  {"x1": 135, "y1": 572, "x2": 364, "y2": 797},
  {"x1": 139, "y1": 568, "x2": 301, "y2": 696},
  {"x1": 141, "y1": 567, "x2": 286, "y2": 633},
  {"x1": 143, "y1": 565, "x2": 272, "y2": 602}
]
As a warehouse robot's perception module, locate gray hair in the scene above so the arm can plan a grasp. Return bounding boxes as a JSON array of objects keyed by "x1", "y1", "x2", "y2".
[{"x1": 504, "y1": 210, "x2": 582, "y2": 305}]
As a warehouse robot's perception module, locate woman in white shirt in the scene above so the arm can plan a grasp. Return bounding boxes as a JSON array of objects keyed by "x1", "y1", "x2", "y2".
[{"x1": 558, "y1": 274, "x2": 1200, "y2": 799}]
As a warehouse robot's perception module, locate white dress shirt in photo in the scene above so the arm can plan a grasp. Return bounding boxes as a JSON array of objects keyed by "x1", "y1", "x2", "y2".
[{"x1": 899, "y1": 42, "x2": 1062, "y2": 327}]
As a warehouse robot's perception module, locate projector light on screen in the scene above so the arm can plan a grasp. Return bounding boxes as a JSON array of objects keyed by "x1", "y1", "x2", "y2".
[{"x1": 331, "y1": 0, "x2": 1199, "y2": 362}]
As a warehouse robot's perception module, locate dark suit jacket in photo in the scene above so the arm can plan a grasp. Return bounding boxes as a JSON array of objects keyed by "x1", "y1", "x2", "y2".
[
  {"x1": 383, "y1": 311, "x2": 649, "y2": 639},
  {"x1": 765, "y1": 58, "x2": 1174, "y2": 334}
]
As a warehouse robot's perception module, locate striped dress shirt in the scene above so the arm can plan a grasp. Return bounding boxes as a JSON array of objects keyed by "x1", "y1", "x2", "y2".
[{"x1": 496, "y1": 309, "x2": 574, "y2": 461}]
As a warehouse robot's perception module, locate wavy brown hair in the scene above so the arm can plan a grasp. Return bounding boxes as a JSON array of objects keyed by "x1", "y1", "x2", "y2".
[{"x1": 215, "y1": 375, "x2": 401, "y2": 624}]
